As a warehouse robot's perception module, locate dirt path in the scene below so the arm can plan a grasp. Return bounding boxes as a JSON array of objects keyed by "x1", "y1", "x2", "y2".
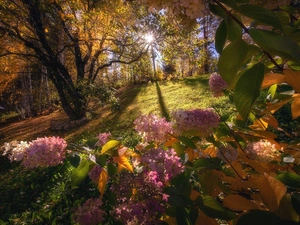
[{"x1": 0, "y1": 111, "x2": 68, "y2": 145}]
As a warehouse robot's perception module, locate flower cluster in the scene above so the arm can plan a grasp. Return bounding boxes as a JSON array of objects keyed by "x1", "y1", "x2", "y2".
[
  {"x1": 88, "y1": 165, "x2": 102, "y2": 184},
  {"x1": 172, "y1": 108, "x2": 220, "y2": 137},
  {"x1": 96, "y1": 132, "x2": 111, "y2": 146},
  {"x1": 216, "y1": 144, "x2": 238, "y2": 162},
  {"x1": 21, "y1": 136, "x2": 67, "y2": 168},
  {"x1": 73, "y1": 198, "x2": 106, "y2": 225},
  {"x1": 245, "y1": 139, "x2": 279, "y2": 162},
  {"x1": 110, "y1": 147, "x2": 183, "y2": 224},
  {"x1": 209, "y1": 72, "x2": 228, "y2": 97},
  {"x1": 134, "y1": 114, "x2": 173, "y2": 143},
  {"x1": 140, "y1": 147, "x2": 185, "y2": 184},
  {"x1": 2, "y1": 140, "x2": 29, "y2": 162}
]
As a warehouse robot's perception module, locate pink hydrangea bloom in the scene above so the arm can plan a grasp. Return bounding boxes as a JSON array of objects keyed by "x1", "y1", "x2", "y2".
[
  {"x1": 140, "y1": 147, "x2": 184, "y2": 183},
  {"x1": 96, "y1": 132, "x2": 111, "y2": 146},
  {"x1": 245, "y1": 139, "x2": 279, "y2": 162},
  {"x1": 209, "y1": 72, "x2": 228, "y2": 97},
  {"x1": 172, "y1": 108, "x2": 220, "y2": 137},
  {"x1": 21, "y1": 136, "x2": 67, "y2": 168},
  {"x1": 2, "y1": 141, "x2": 29, "y2": 162},
  {"x1": 216, "y1": 144, "x2": 238, "y2": 162},
  {"x1": 73, "y1": 198, "x2": 105, "y2": 225},
  {"x1": 88, "y1": 165, "x2": 102, "y2": 184},
  {"x1": 134, "y1": 114, "x2": 173, "y2": 143}
]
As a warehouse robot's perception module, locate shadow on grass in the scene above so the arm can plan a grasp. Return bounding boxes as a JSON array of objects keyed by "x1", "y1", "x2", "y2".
[
  {"x1": 155, "y1": 81, "x2": 170, "y2": 121},
  {"x1": 183, "y1": 75, "x2": 209, "y2": 87}
]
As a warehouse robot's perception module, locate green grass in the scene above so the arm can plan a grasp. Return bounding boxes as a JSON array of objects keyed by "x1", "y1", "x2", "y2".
[{"x1": 0, "y1": 74, "x2": 235, "y2": 224}]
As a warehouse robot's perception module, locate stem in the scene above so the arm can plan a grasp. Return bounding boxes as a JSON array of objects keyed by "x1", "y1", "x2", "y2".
[{"x1": 212, "y1": 0, "x2": 283, "y2": 71}]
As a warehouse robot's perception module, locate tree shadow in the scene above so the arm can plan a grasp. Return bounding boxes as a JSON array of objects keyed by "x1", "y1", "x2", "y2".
[
  {"x1": 155, "y1": 81, "x2": 170, "y2": 121},
  {"x1": 183, "y1": 75, "x2": 209, "y2": 87}
]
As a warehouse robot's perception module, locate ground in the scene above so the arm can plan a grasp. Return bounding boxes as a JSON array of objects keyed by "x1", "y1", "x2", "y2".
[{"x1": 0, "y1": 110, "x2": 68, "y2": 146}]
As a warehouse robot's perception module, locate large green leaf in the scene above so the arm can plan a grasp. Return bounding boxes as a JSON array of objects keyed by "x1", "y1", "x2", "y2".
[
  {"x1": 218, "y1": 0, "x2": 239, "y2": 10},
  {"x1": 218, "y1": 38, "x2": 249, "y2": 89},
  {"x1": 276, "y1": 172, "x2": 300, "y2": 188},
  {"x1": 209, "y1": 4, "x2": 227, "y2": 18},
  {"x1": 177, "y1": 136, "x2": 197, "y2": 149},
  {"x1": 236, "y1": 210, "x2": 281, "y2": 225},
  {"x1": 100, "y1": 140, "x2": 120, "y2": 154},
  {"x1": 249, "y1": 28, "x2": 300, "y2": 63},
  {"x1": 233, "y1": 63, "x2": 265, "y2": 119},
  {"x1": 225, "y1": 15, "x2": 242, "y2": 41},
  {"x1": 196, "y1": 195, "x2": 236, "y2": 220},
  {"x1": 71, "y1": 157, "x2": 90, "y2": 187},
  {"x1": 215, "y1": 20, "x2": 227, "y2": 53},
  {"x1": 239, "y1": 4, "x2": 282, "y2": 29}
]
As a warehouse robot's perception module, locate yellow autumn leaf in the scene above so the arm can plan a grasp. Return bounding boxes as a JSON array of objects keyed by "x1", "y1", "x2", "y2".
[
  {"x1": 265, "y1": 97, "x2": 292, "y2": 114},
  {"x1": 98, "y1": 169, "x2": 108, "y2": 197},
  {"x1": 113, "y1": 156, "x2": 133, "y2": 172},
  {"x1": 164, "y1": 137, "x2": 178, "y2": 147},
  {"x1": 249, "y1": 118, "x2": 268, "y2": 130},
  {"x1": 223, "y1": 194, "x2": 259, "y2": 211},
  {"x1": 261, "y1": 73, "x2": 285, "y2": 89},
  {"x1": 284, "y1": 70, "x2": 300, "y2": 92},
  {"x1": 291, "y1": 97, "x2": 300, "y2": 119},
  {"x1": 257, "y1": 174, "x2": 287, "y2": 212}
]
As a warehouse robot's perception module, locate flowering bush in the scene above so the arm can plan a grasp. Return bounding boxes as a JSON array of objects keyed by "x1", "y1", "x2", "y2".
[
  {"x1": 209, "y1": 72, "x2": 228, "y2": 97},
  {"x1": 73, "y1": 198, "x2": 106, "y2": 225}
]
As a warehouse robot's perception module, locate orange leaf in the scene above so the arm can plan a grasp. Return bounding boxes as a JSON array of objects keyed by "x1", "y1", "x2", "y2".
[
  {"x1": 261, "y1": 73, "x2": 285, "y2": 89},
  {"x1": 291, "y1": 97, "x2": 300, "y2": 119},
  {"x1": 195, "y1": 212, "x2": 219, "y2": 225},
  {"x1": 265, "y1": 97, "x2": 292, "y2": 114},
  {"x1": 261, "y1": 114, "x2": 278, "y2": 128},
  {"x1": 164, "y1": 137, "x2": 178, "y2": 147},
  {"x1": 113, "y1": 156, "x2": 133, "y2": 172},
  {"x1": 249, "y1": 118, "x2": 268, "y2": 130},
  {"x1": 223, "y1": 194, "x2": 259, "y2": 211},
  {"x1": 257, "y1": 173, "x2": 287, "y2": 212},
  {"x1": 98, "y1": 169, "x2": 108, "y2": 197},
  {"x1": 284, "y1": 70, "x2": 300, "y2": 92}
]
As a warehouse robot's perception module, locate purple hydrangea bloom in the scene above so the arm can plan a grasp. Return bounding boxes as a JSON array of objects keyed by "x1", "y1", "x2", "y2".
[{"x1": 209, "y1": 72, "x2": 228, "y2": 97}]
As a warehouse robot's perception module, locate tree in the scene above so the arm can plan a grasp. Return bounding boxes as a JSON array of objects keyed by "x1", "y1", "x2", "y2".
[{"x1": 0, "y1": 0, "x2": 151, "y2": 120}]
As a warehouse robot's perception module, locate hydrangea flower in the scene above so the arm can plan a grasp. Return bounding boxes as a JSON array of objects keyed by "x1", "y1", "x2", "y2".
[
  {"x1": 73, "y1": 198, "x2": 106, "y2": 225},
  {"x1": 245, "y1": 139, "x2": 279, "y2": 162},
  {"x1": 21, "y1": 136, "x2": 67, "y2": 168},
  {"x1": 88, "y1": 165, "x2": 102, "y2": 184},
  {"x1": 172, "y1": 108, "x2": 220, "y2": 137},
  {"x1": 216, "y1": 144, "x2": 238, "y2": 162},
  {"x1": 134, "y1": 114, "x2": 173, "y2": 143},
  {"x1": 209, "y1": 72, "x2": 228, "y2": 97},
  {"x1": 2, "y1": 140, "x2": 29, "y2": 162},
  {"x1": 96, "y1": 132, "x2": 111, "y2": 146}
]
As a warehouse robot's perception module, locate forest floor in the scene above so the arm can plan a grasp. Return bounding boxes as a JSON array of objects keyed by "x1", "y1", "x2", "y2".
[{"x1": 0, "y1": 110, "x2": 68, "y2": 145}]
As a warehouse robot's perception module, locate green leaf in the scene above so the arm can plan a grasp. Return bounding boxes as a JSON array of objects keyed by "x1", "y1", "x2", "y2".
[
  {"x1": 107, "y1": 162, "x2": 118, "y2": 177},
  {"x1": 249, "y1": 28, "x2": 300, "y2": 63},
  {"x1": 288, "y1": 61, "x2": 300, "y2": 70},
  {"x1": 209, "y1": 4, "x2": 227, "y2": 18},
  {"x1": 215, "y1": 20, "x2": 227, "y2": 53},
  {"x1": 276, "y1": 172, "x2": 300, "y2": 188},
  {"x1": 268, "y1": 84, "x2": 277, "y2": 100},
  {"x1": 95, "y1": 153, "x2": 106, "y2": 167},
  {"x1": 218, "y1": 0, "x2": 239, "y2": 10},
  {"x1": 67, "y1": 154, "x2": 81, "y2": 168},
  {"x1": 239, "y1": 4, "x2": 282, "y2": 29},
  {"x1": 233, "y1": 63, "x2": 265, "y2": 119},
  {"x1": 196, "y1": 195, "x2": 236, "y2": 220},
  {"x1": 71, "y1": 157, "x2": 90, "y2": 187},
  {"x1": 193, "y1": 158, "x2": 222, "y2": 171},
  {"x1": 101, "y1": 140, "x2": 120, "y2": 154},
  {"x1": 218, "y1": 38, "x2": 249, "y2": 89},
  {"x1": 225, "y1": 15, "x2": 242, "y2": 41},
  {"x1": 86, "y1": 137, "x2": 99, "y2": 148},
  {"x1": 177, "y1": 136, "x2": 197, "y2": 149},
  {"x1": 291, "y1": 192, "x2": 300, "y2": 215},
  {"x1": 236, "y1": 210, "x2": 281, "y2": 225}
]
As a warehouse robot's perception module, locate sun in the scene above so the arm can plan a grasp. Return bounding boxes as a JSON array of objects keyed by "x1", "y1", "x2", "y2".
[{"x1": 144, "y1": 33, "x2": 154, "y2": 43}]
